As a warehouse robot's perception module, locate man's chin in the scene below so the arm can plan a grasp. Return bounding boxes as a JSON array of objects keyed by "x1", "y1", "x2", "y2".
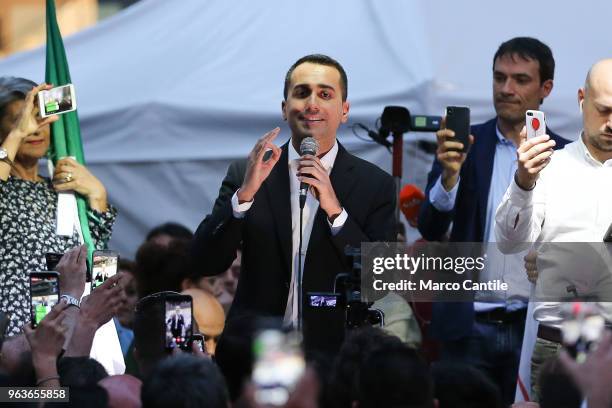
[{"x1": 495, "y1": 108, "x2": 524, "y2": 124}]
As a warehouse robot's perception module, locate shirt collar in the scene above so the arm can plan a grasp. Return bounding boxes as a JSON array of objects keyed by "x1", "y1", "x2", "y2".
[
  {"x1": 578, "y1": 132, "x2": 612, "y2": 167},
  {"x1": 289, "y1": 139, "x2": 339, "y2": 172},
  {"x1": 495, "y1": 124, "x2": 516, "y2": 147}
]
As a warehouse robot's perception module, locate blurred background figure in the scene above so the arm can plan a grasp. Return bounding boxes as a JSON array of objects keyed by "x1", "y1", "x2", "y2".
[{"x1": 114, "y1": 258, "x2": 137, "y2": 357}]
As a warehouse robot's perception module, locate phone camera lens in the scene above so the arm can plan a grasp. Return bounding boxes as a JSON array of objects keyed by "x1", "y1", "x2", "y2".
[
  {"x1": 447, "y1": 108, "x2": 454, "y2": 114},
  {"x1": 527, "y1": 112, "x2": 533, "y2": 116}
]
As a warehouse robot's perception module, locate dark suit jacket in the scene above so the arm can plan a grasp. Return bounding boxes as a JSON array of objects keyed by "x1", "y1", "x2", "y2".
[
  {"x1": 192, "y1": 141, "x2": 396, "y2": 331},
  {"x1": 418, "y1": 117, "x2": 570, "y2": 340}
]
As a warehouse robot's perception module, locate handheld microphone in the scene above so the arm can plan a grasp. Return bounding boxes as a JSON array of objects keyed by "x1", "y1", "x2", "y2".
[{"x1": 299, "y1": 137, "x2": 319, "y2": 209}]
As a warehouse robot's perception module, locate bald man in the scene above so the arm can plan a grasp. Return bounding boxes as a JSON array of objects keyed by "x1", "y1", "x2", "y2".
[
  {"x1": 182, "y1": 288, "x2": 225, "y2": 356},
  {"x1": 495, "y1": 59, "x2": 612, "y2": 401}
]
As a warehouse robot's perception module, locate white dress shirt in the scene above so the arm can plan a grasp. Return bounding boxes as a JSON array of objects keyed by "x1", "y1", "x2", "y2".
[
  {"x1": 495, "y1": 136, "x2": 612, "y2": 326},
  {"x1": 429, "y1": 125, "x2": 530, "y2": 309},
  {"x1": 230, "y1": 141, "x2": 348, "y2": 327}
]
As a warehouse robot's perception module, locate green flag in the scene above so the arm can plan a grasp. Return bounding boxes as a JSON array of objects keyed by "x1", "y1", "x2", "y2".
[{"x1": 45, "y1": 0, "x2": 95, "y2": 265}]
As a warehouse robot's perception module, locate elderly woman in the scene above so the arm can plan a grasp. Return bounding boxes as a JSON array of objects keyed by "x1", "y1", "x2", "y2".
[{"x1": 0, "y1": 77, "x2": 116, "y2": 336}]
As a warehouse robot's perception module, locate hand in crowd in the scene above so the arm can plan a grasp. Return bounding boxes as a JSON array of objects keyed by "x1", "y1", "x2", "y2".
[
  {"x1": 560, "y1": 330, "x2": 612, "y2": 408},
  {"x1": 237, "y1": 128, "x2": 282, "y2": 203},
  {"x1": 298, "y1": 155, "x2": 342, "y2": 218},
  {"x1": 52, "y1": 157, "x2": 108, "y2": 212},
  {"x1": 515, "y1": 127, "x2": 556, "y2": 190},
  {"x1": 6, "y1": 83, "x2": 59, "y2": 142},
  {"x1": 524, "y1": 249, "x2": 538, "y2": 284},
  {"x1": 171, "y1": 339, "x2": 211, "y2": 360},
  {"x1": 24, "y1": 301, "x2": 70, "y2": 387},
  {"x1": 435, "y1": 117, "x2": 474, "y2": 191},
  {"x1": 57, "y1": 245, "x2": 87, "y2": 299},
  {"x1": 80, "y1": 273, "x2": 125, "y2": 329}
]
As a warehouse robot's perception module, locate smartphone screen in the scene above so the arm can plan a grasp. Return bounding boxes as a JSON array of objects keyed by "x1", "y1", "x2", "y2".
[
  {"x1": 252, "y1": 330, "x2": 305, "y2": 405},
  {"x1": 45, "y1": 252, "x2": 63, "y2": 271},
  {"x1": 191, "y1": 334, "x2": 205, "y2": 353},
  {"x1": 164, "y1": 295, "x2": 193, "y2": 350},
  {"x1": 445, "y1": 106, "x2": 471, "y2": 152},
  {"x1": 307, "y1": 293, "x2": 339, "y2": 308},
  {"x1": 91, "y1": 250, "x2": 119, "y2": 290},
  {"x1": 38, "y1": 84, "x2": 77, "y2": 118},
  {"x1": 29, "y1": 272, "x2": 60, "y2": 328}
]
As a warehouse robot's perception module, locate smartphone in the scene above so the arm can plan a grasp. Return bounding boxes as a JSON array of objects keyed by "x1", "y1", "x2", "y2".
[
  {"x1": 252, "y1": 330, "x2": 305, "y2": 405},
  {"x1": 164, "y1": 294, "x2": 193, "y2": 351},
  {"x1": 29, "y1": 271, "x2": 60, "y2": 328},
  {"x1": 307, "y1": 292, "x2": 339, "y2": 308},
  {"x1": 526, "y1": 110, "x2": 546, "y2": 139},
  {"x1": 604, "y1": 223, "x2": 612, "y2": 243},
  {"x1": 191, "y1": 334, "x2": 205, "y2": 353},
  {"x1": 45, "y1": 252, "x2": 63, "y2": 271},
  {"x1": 38, "y1": 84, "x2": 77, "y2": 118},
  {"x1": 445, "y1": 106, "x2": 471, "y2": 152},
  {"x1": 91, "y1": 250, "x2": 119, "y2": 290}
]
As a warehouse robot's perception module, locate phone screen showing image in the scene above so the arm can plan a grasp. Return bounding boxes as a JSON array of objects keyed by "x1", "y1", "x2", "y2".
[
  {"x1": 91, "y1": 251, "x2": 119, "y2": 290},
  {"x1": 38, "y1": 84, "x2": 76, "y2": 117},
  {"x1": 30, "y1": 272, "x2": 60, "y2": 327},
  {"x1": 164, "y1": 296, "x2": 193, "y2": 350}
]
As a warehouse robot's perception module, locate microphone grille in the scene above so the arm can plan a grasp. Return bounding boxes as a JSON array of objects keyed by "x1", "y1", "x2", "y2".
[{"x1": 300, "y1": 137, "x2": 319, "y2": 156}]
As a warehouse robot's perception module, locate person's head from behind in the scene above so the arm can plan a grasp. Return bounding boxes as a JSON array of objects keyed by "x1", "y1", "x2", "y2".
[
  {"x1": 98, "y1": 374, "x2": 142, "y2": 408},
  {"x1": 492, "y1": 37, "x2": 554, "y2": 125},
  {"x1": 282, "y1": 54, "x2": 350, "y2": 154},
  {"x1": 135, "y1": 239, "x2": 193, "y2": 297},
  {"x1": 328, "y1": 326, "x2": 404, "y2": 407},
  {"x1": 132, "y1": 293, "x2": 167, "y2": 378},
  {"x1": 145, "y1": 222, "x2": 193, "y2": 247},
  {"x1": 141, "y1": 354, "x2": 228, "y2": 408},
  {"x1": 432, "y1": 362, "x2": 502, "y2": 408},
  {"x1": 57, "y1": 356, "x2": 108, "y2": 387},
  {"x1": 0, "y1": 77, "x2": 50, "y2": 161},
  {"x1": 182, "y1": 288, "x2": 225, "y2": 356},
  {"x1": 355, "y1": 344, "x2": 435, "y2": 408},
  {"x1": 578, "y1": 58, "x2": 612, "y2": 163}
]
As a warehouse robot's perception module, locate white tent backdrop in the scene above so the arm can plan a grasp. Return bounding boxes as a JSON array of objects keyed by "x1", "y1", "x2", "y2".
[{"x1": 1, "y1": 0, "x2": 610, "y2": 256}]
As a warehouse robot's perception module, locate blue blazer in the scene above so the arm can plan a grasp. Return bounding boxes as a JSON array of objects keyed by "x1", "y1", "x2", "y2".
[{"x1": 418, "y1": 117, "x2": 570, "y2": 340}]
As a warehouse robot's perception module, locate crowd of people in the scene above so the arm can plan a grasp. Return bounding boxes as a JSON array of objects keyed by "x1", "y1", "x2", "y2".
[{"x1": 0, "y1": 38, "x2": 611, "y2": 407}]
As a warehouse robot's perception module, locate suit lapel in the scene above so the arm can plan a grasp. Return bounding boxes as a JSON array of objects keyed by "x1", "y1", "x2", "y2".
[
  {"x1": 264, "y1": 143, "x2": 292, "y2": 277},
  {"x1": 475, "y1": 119, "x2": 498, "y2": 240}
]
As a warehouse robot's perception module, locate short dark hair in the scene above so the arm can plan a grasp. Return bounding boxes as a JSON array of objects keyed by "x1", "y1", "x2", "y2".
[
  {"x1": 357, "y1": 344, "x2": 434, "y2": 408},
  {"x1": 493, "y1": 37, "x2": 555, "y2": 83},
  {"x1": 135, "y1": 240, "x2": 194, "y2": 297},
  {"x1": 284, "y1": 54, "x2": 348, "y2": 101},
  {"x1": 145, "y1": 222, "x2": 193, "y2": 242},
  {"x1": 58, "y1": 356, "x2": 108, "y2": 387},
  {"x1": 141, "y1": 354, "x2": 229, "y2": 408},
  {"x1": 432, "y1": 362, "x2": 503, "y2": 408}
]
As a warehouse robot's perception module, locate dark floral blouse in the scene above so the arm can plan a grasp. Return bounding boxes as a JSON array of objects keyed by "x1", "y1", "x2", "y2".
[{"x1": 0, "y1": 176, "x2": 116, "y2": 336}]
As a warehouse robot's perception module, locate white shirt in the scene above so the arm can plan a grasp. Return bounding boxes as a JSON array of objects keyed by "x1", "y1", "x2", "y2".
[
  {"x1": 429, "y1": 126, "x2": 530, "y2": 308},
  {"x1": 230, "y1": 141, "x2": 348, "y2": 327},
  {"x1": 495, "y1": 137, "x2": 612, "y2": 326}
]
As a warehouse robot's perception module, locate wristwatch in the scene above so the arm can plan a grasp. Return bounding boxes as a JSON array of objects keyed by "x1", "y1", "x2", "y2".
[
  {"x1": 0, "y1": 147, "x2": 14, "y2": 168},
  {"x1": 60, "y1": 294, "x2": 81, "y2": 309}
]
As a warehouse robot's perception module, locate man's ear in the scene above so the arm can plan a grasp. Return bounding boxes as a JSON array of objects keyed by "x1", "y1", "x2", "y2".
[
  {"x1": 281, "y1": 101, "x2": 287, "y2": 121},
  {"x1": 578, "y1": 88, "x2": 585, "y2": 113},
  {"x1": 341, "y1": 101, "x2": 350, "y2": 123},
  {"x1": 541, "y1": 79, "x2": 554, "y2": 99}
]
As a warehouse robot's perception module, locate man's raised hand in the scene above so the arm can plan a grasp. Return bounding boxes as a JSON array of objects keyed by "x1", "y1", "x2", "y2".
[{"x1": 237, "y1": 128, "x2": 282, "y2": 203}]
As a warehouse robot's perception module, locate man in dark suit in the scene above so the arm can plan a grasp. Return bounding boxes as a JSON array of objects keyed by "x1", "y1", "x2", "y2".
[
  {"x1": 192, "y1": 54, "x2": 395, "y2": 348},
  {"x1": 168, "y1": 306, "x2": 185, "y2": 339},
  {"x1": 418, "y1": 37, "x2": 570, "y2": 404}
]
